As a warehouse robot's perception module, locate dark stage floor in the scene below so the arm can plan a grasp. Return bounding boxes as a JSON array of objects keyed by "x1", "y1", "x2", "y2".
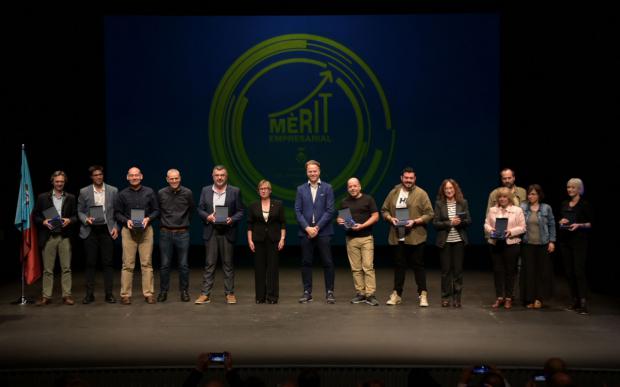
[{"x1": 1, "y1": 267, "x2": 619, "y2": 370}]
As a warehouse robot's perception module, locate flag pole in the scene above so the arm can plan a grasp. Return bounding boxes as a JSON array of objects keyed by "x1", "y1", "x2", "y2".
[
  {"x1": 17, "y1": 218, "x2": 29, "y2": 304},
  {"x1": 12, "y1": 144, "x2": 34, "y2": 305}
]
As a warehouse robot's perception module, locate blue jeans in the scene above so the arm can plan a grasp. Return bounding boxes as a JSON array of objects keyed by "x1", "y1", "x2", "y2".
[{"x1": 159, "y1": 230, "x2": 190, "y2": 293}]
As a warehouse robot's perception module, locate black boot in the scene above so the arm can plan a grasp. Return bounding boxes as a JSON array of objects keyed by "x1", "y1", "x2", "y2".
[
  {"x1": 576, "y1": 298, "x2": 589, "y2": 315},
  {"x1": 453, "y1": 296, "x2": 462, "y2": 308},
  {"x1": 565, "y1": 298, "x2": 579, "y2": 311}
]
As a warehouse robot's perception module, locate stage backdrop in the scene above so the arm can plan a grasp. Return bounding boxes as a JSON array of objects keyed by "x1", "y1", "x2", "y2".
[{"x1": 105, "y1": 15, "x2": 499, "y2": 245}]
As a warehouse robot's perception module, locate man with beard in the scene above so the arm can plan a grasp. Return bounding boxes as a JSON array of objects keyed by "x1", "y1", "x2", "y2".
[
  {"x1": 487, "y1": 168, "x2": 527, "y2": 211},
  {"x1": 381, "y1": 167, "x2": 434, "y2": 307},
  {"x1": 77, "y1": 165, "x2": 119, "y2": 304}
]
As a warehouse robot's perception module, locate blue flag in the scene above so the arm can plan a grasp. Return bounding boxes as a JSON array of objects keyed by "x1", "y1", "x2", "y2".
[
  {"x1": 14, "y1": 146, "x2": 41, "y2": 284},
  {"x1": 15, "y1": 147, "x2": 34, "y2": 230}
]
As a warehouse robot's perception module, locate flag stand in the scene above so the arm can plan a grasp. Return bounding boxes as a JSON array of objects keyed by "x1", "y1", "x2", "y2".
[{"x1": 11, "y1": 219, "x2": 34, "y2": 305}]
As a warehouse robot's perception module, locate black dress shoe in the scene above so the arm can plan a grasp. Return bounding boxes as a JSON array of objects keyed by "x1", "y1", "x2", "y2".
[
  {"x1": 157, "y1": 292, "x2": 167, "y2": 302},
  {"x1": 256, "y1": 299, "x2": 265, "y2": 304},
  {"x1": 576, "y1": 298, "x2": 589, "y2": 315},
  {"x1": 181, "y1": 291, "x2": 190, "y2": 302},
  {"x1": 82, "y1": 295, "x2": 95, "y2": 304},
  {"x1": 105, "y1": 294, "x2": 117, "y2": 304},
  {"x1": 267, "y1": 299, "x2": 278, "y2": 304},
  {"x1": 565, "y1": 298, "x2": 579, "y2": 311}
]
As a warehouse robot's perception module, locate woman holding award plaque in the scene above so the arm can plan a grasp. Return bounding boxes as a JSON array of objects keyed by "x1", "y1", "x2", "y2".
[
  {"x1": 432, "y1": 179, "x2": 471, "y2": 308},
  {"x1": 247, "y1": 180, "x2": 286, "y2": 304},
  {"x1": 558, "y1": 178, "x2": 592, "y2": 315},
  {"x1": 484, "y1": 187, "x2": 525, "y2": 309},
  {"x1": 519, "y1": 184, "x2": 556, "y2": 309}
]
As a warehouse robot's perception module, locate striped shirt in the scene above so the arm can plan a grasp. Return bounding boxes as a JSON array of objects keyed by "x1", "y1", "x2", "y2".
[{"x1": 446, "y1": 201, "x2": 462, "y2": 243}]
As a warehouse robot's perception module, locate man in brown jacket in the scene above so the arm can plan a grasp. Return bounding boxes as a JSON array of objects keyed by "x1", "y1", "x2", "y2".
[{"x1": 381, "y1": 167, "x2": 434, "y2": 307}]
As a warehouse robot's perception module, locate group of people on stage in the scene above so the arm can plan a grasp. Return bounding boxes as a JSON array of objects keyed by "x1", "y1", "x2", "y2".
[
  {"x1": 483, "y1": 169, "x2": 592, "y2": 314},
  {"x1": 32, "y1": 162, "x2": 592, "y2": 314}
]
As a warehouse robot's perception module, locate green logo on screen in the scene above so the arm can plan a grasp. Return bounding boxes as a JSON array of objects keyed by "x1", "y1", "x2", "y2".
[{"x1": 209, "y1": 34, "x2": 394, "y2": 219}]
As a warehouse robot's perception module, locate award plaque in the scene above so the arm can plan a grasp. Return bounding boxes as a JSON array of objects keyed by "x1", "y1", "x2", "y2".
[
  {"x1": 394, "y1": 208, "x2": 410, "y2": 226},
  {"x1": 491, "y1": 217, "x2": 508, "y2": 240},
  {"x1": 131, "y1": 208, "x2": 145, "y2": 229},
  {"x1": 89, "y1": 205, "x2": 106, "y2": 225},
  {"x1": 43, "y1": 207, "x2": 62, "y2": 231},
  {"x1": 560, "y1": 211, "x2": 576, "y2": 229},
  {"x1": 214, "y1": 205, "x2": 229, "y2": 224},
  {"x1": 338, "y1": 208, "x2": 356, "y2": 230}
]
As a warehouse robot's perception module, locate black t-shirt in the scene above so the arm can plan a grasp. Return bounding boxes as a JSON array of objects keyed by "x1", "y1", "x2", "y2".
[
  {"x1": 559, "y1": 198, "x2": 593, "y2": 240},
  {"x1": 340, "y1": 194, "x2": 378, "y2": 238}
]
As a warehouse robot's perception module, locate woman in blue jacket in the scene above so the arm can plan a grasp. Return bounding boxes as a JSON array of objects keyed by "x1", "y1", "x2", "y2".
[{"x1": 520, "y1": 184, "x2": 556, "y2": 309}]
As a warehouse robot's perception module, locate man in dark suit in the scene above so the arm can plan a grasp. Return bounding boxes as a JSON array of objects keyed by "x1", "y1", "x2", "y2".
[
  {"x1": 195, "y1": 165, "x2": 245, "y2": 305},
  {"x1": 294, "y1": 160, "x2": 336, "y2": 304},
  {"x1": 33, "y1": 170, "x2": 78, "y2": 306},
  {"x1": 77, "y1": 165, "x2": 119, "y2": 304}
]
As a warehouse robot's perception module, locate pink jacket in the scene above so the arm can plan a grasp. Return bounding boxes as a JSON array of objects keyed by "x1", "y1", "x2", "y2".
[{"x1": 484, "y1": 205, "x2": 526, "y2": 245}]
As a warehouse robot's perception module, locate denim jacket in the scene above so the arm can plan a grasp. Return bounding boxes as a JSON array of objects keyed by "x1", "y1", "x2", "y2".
[{"x1": 520, "y1": 202, "x2": 556, "y2": 244}]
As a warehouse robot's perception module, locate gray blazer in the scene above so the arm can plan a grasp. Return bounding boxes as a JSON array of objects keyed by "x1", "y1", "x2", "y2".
[{"x1": 77, "y1": 183, "x2": 119, "y2": 239}]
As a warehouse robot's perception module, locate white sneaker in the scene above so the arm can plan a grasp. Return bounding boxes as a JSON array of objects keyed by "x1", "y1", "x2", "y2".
[
  {"x1": 386, "y1": 291, "x2": 402, "y2": 305},
  {"x1": 419, "y1": 290, "x2": 429, "y2": 307}
]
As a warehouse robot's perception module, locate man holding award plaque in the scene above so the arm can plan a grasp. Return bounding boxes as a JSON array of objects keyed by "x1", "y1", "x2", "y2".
[
  {"x1": 114, "y1": 167, "x2": 160, "y2": 305},
  {"x1": 34, "y1": 171, "x2": 77, "y2": 306},
  {"x1": 381, "y1": 167, "x2": 434, "y2": 307},
  {"x1": 195, "y1": 165, "x2": 245, "y2": 305},
  {"x1": 337, "y1": 178, "x2": 379, "y2": 306},
  {"x1": 77, "y1": 165, "x2": 119, "y2": 304}
]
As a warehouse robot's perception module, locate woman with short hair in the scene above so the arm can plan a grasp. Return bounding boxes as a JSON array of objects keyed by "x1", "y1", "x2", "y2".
[
  {"x1": 484, "y1": 187, "x2": 526, "y2": 309},
  {"x1": 247, "y1": 180, "x2": 286, "y2": 304},
  {"x1": 558, "y1": 178, "x2": 593, "y2": 315}
]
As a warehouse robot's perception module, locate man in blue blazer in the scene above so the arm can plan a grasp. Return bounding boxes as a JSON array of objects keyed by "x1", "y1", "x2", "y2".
[
  {"x1": 195, "y1": 165, "x2": 245, "y2": 305},
  {"x1": 294, "y1": 160, "x2": 336, "y2": 303},
  {"x1": 77, "y1": 165, "x2": 119, "y2": 304}
]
